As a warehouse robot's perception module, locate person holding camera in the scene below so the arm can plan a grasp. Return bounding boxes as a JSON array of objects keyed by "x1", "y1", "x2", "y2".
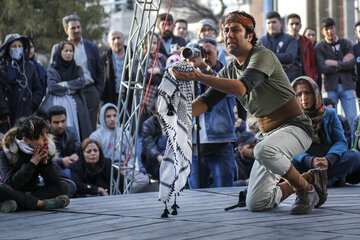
[
  {"x1": 174, "y1": 11, "x2": 327, "y2": 215},
  {"x1": 182, "y1": 37, "x2": 236, "y2": 189}
]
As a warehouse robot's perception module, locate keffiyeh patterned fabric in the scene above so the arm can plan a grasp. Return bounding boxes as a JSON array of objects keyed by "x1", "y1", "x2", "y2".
[{"x1": 157, "y1": 61, "x2": 193, "y2": 212}]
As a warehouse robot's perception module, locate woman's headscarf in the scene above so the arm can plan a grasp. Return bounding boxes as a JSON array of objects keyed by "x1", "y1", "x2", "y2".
[
  {"x1": 292, "y1": 76, "x2": 326, "y2": 144},
  {"x1": 52, "y1": 40, "x2": 80, "y2": 82}
]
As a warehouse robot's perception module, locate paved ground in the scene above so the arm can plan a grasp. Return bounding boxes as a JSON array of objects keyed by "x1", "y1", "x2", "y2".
[{"x1": 1, "y1": 185, "x2": 360, "y2": 240}]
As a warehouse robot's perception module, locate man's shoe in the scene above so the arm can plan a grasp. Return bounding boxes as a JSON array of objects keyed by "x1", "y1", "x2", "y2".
[
  {"x1": 290, "y1": 185, "x2": 319, "y2": 215},
  {"x1": 43, "y1": 195, "x2": 70, "y2": 210},
  {"x1": 309, "y1": 169, "x2": 328, "y2": 208},
  {"x1": 0, "y1": 200, "x2": 18, "y2": 213}
]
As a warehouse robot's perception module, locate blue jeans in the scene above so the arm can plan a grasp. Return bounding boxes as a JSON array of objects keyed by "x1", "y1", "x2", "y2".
[
  {"x1": 325, "y1": 84, "x2": 357, "y2": 136},
  {"x1": 188, "y1": 143, "x2": 235, "y2": 189},
  {"x1": 136, "y1": 136, "x2": 147, "y2": 173},
  {"x1": 292, "y1": 149, "x2": 360, "y2": 187}
]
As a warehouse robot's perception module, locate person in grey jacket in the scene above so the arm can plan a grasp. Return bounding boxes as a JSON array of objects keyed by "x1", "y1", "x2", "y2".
[{"x1": 258, "y1": 11, "x2": 297, "y2": 81}]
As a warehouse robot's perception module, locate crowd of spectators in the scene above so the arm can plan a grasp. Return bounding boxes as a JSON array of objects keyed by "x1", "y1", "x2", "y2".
[{"x1": 1, "y1": 10, "x2": 360, "y2": 213}]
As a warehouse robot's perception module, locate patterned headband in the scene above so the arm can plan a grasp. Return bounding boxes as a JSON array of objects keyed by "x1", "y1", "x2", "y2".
[{"x1": 224, "y1": 13, "x2": 254, "y2": 30}]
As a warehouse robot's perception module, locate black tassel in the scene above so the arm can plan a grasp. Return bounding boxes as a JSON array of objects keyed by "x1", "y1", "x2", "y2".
[
  {"x1": 161, "y1": 203, "x2": 170, "y2": 218},
  {"x1": 167, "y1": 102, "x2": 175, "y2": 116},
  {"x1": 171, "y1": 199, "x2": 180, "y2": 215}
]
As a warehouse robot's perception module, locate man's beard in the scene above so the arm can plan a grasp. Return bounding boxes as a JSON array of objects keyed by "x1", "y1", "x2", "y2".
[
  {"x1": 162, "y1": 31, "x2": 172, "y2": 40},
  {"x1": 242, "y1": 153, "x2": 255, "y2": 163}
]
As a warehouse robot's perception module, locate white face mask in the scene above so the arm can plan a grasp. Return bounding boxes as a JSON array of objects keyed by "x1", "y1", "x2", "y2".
[{"x1": 10, "y1": 47, "x2": 23, "y2": 60}]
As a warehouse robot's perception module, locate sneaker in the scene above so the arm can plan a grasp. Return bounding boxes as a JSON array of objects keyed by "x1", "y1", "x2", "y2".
[
  {"x1": 290, "y1": 185, "x2": 319, "y2": 215},
  {"x1": 0, "y1": 200, "x2": 18, "y2": 213},
  {"x1": 43, "y1": 195, "x2": 70, "y2": 210},
  {"x1": 309, "y1": 169, "x2": 328, "y2": 208}
]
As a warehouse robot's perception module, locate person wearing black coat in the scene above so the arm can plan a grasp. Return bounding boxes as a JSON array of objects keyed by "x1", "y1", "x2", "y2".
[
  {"x1": 141, "y1": 114, "x2": 167, "y2": 180},
  {"x1": 0, "y1": 116, "x2": 69, "y2": 212},
  {"x1": 70, "y1": 138, "x2": 122, "y2": 196},
  {"x1": 0, "y1": 34, "x2": 45, "y2": 133}
]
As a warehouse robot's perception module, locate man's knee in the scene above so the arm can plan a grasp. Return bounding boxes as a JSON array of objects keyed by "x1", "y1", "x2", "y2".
[
  {"x1": 246, "y1": 189, "x2": 280, "y2": 212},
  {"x1": 254, "y1": 142, "x2": 277, "y2": 162},
  {"x1": 246, "y1": 194, "x2": 272, "y2": 212}
]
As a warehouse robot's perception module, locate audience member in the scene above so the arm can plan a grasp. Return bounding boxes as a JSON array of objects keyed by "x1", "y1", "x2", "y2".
[
  {"x1": 102, "y1": 30, "x2": 132, "y2": 109},
  {"x1": 28, "y1": 37, "x2": 47, "y2": 91},
  {"x1": 142, "y1": 34, "x2": 167, "y2": 115},
  {"x1": 315, "y1": 17, "x2": 357, "y2": 135},
  {"x1": 286, "y1": 13, "x2": 317, "y2": 81},
  {"x1": 353, "y1": 115, "x2": 360, "y2": 150},
  {"x1": 353, "y1": 21, "x2": 360, "y2": 99},
  {"x1": 0, "y1": 34, "x2": 44, "y2": 133},
  {"x1": 186, "y1": 37, "x2": 236, "y2": 189},
  {"x1": 234, "y1": 132, "x2": 256, "y2": 186},
  {"x1": 323, "y1": 97, "x2": 352, "y2": 148},
  {"x1": 47, "y1": 40, "x2": 92, "y2": 141},
  {"x1": 0, "y1": 116, "x2": 69, "y2": 212},
  {"x1": 156, "y1": 13, "x2": 186, "y2": 58},
  {"x1": 70, "y1": 138, "x2": 121, "y2": 196},
  {"x1": 303, "y1": 26, "x2": 317, "y2": 46},
  {"x1": 173, "y1": 19, "x2": 189, "y2": 42},
  {"x1": 90, "y1": 103, "x2": 149, "y2": 193},
  {"x1": 51, "y1": 14, "x2": 104, "y2": 132},
  {"x1": 47, "y1": 105, "x2": 79, "y2": 197},
  {"x1": 189, "y1": 18, "x2": 227, "y2": 66},
  {"x1": 258, "y1": 11, "x2": 297, "y2": 81},
  {"x1": 233, "y1": 104, "x2": 246, "y2": 137},
  {"x1": 292, "y1": 76, "x2": 360, "y2": 187},
  {"x1": 141, "y1": 101, "x2": 167, "y2": 180}
]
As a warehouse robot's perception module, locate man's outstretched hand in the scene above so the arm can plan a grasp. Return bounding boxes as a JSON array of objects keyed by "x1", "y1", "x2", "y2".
[{"x1": 173, "y1": 67, "x2": 200, "y2": 81}]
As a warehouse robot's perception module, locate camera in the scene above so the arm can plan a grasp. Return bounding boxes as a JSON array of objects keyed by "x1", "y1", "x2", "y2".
[{"x1": 181, "y1": 44, "x2": 207, "y2": 59}]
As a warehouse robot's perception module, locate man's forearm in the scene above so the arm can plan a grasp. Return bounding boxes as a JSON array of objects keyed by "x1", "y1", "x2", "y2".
[
  {"x1": 192, "y1": 99, "x2": 208, "y2": 117},
  {"x1": 196, "y1": 72, "x2": 247, "y2": 96}
]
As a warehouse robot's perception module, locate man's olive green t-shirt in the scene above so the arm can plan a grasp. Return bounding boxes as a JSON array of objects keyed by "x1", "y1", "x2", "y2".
[
  {"x1": 219, "y1": 46, "x2": 294, "y2": 117},
  {"x1": 198, "y1": 45, "x2": 312, "y2": 134}
]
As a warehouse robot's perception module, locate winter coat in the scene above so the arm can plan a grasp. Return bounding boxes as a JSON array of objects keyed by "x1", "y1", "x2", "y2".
[
  {"x1": 293, "y1": 107, "x2": 348, "y2": 168},
  {"x1": 70, "y1": 150, "x2": 119, "y2": 196},
  {"x1": 0, "y1": 34, "x2": 45, "y2": 125},
  {"x1": 47, "y1": 66, "x2": 92, "y2": 141},
  {"x1": 0, "y1": 128, "x2": 59, "y2": 191}
]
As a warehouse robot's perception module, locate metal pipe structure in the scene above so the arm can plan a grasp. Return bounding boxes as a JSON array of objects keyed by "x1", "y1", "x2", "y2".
[{"x1": 110, "y1": 0, "x2": 163, "y2": 195}]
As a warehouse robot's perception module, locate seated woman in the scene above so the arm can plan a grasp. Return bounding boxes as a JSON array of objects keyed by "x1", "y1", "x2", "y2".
[
  {"x1": 291, "y1": 76, "x2": 360, "y2": 187},
  {"x1": 70, "y1": 138, "x2": 122, "y2": 197},
  {"x1": 47, "y1": 40, "x2": 92, "y2": 141}
]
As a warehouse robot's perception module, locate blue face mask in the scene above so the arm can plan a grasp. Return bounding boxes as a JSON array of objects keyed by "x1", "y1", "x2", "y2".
[{"x1": 10, "y1": 47, "x2": 23, "y2": 60}]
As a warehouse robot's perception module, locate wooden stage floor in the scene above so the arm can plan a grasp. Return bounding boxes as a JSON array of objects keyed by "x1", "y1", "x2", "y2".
[{"x1": 1, "y1": 185, "x2": 360, "y2": 240}]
